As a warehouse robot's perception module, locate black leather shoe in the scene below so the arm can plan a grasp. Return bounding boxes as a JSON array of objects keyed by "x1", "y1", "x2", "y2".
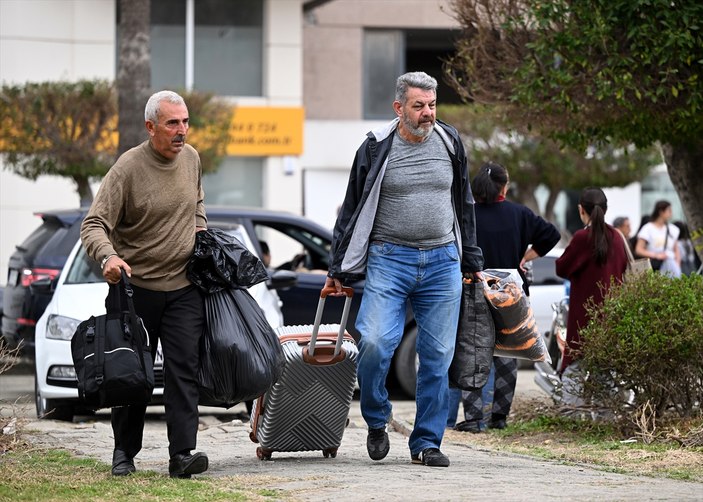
[
  {"x1": 488, "y1": 414, "x2": 508, "y2": 430},
  {"x1": 168, "y1": 451, "x2": 209, "y2": 479},
  {"x1": 411, "y1": 448, "x2": 450, "y2": 467},
  {"x1": 111, "y1": 449, "x2": 135, "y2": 476},
  {"x1": 366, "y1": 427, "x2": 390, "y2": 461},
  {"x1": 488, "y1": 418, "x2": 507, "y2": 430},
  {"x1": 454, "y1": 420, "x2": 483, "y2": 433}
]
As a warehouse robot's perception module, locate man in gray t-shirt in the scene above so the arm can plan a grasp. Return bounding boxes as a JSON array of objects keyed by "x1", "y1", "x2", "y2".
[
  {"x1": 326, "y1": 71, "x2": 483, "y2": 468},
  {"x1": 371, "y1": 128, "x2": 455, "y2": 248}
]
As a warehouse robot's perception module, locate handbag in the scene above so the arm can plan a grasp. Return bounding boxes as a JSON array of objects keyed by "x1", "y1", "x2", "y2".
[
  {"x1": 649, "y1": 227, "x2": 669, "y2": 271},
  {"x1": 449, "y1": 278, "x2": 495, "y2": 391},
  {"x1": 71, "y1": 269, "x2": 155, "y2": 409},
  {"x1": 618, "y1": 229, "x2": 651, "y2": 279}
]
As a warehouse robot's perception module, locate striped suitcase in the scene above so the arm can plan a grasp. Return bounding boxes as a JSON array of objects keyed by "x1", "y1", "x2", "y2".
[{"x1": 249, "y1": 286, "x2": 358, "y2": 460}]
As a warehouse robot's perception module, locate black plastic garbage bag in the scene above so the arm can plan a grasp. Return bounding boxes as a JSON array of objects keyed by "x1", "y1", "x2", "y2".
[
  {"x1": 483, "y1": 269, "x2": 551, "y2": 363},
  {"x1": 198, "y1": 287, "x2": 285, "y2": 408},
  {"x1": 188, "y1": 227, "x2": 268, "y2": 293},
  {"x1": 449, "y1": 279, "x2": 495, "y2": 391}
]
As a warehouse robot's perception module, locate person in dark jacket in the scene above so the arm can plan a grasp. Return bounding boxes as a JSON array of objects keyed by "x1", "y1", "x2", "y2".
[
  {"x1": 325, "y1": 71, "x2": 483, "y2": 468},
  {"x1": 450, "y1": 162, "x2": 561, "y2": 432},
  {"x1": 555, "y1": 187, "x2": 628, "y2": 405}
]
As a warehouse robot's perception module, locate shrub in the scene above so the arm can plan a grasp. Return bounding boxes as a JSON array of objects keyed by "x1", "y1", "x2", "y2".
[{"x1": 579, "y1": 271, "x2": 703, "y2": 418}]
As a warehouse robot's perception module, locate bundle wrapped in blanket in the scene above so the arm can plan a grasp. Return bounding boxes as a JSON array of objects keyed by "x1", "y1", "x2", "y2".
[{"x1": 482, "y1": 269, "x2": 551, "y2": 363}]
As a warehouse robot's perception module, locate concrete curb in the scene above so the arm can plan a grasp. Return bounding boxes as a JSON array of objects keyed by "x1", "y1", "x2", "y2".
[{"x1": 389, "y1": 417, "x2": 413, "y2": 438}]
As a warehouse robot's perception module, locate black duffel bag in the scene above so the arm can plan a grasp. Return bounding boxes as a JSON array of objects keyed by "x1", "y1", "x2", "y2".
[{"x1": 71, "y1": 269, "x2": 155, "y2": 409}]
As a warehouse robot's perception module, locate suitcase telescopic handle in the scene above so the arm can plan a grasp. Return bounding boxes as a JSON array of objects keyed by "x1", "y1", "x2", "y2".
[{"x1": 310, "y1": 285, "x2": 354, "y2": 357}]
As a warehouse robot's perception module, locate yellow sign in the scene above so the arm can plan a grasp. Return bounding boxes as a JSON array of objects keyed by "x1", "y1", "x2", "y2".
[{"x1": 227, "y1": 106, "x2": 304, "y2": 156}]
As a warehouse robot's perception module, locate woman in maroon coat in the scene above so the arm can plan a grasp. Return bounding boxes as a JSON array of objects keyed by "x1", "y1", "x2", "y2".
[{"x1": 555, "y1": 188, "x2": 628, "y2": 391}]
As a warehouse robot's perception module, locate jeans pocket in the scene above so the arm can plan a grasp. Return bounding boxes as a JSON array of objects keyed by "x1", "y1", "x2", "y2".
[
  {"x1": 369, "y1": 241, "x2": 396, "y2": 256},
  {"x1": 442, "y1": 243, "x2": 460, "y2": 261}
]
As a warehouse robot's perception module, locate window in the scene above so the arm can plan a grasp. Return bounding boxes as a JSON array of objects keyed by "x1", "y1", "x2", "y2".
[
  {"x1": 119, "y1": 0, "x2": 263, "y2": 96},
  {"x1": 192, "y1": 0, "x2": 263, "y2": 95},
  {"x1": 202, "y1": 157, "x2": 263, "y2": 206},
  {"x1": 363, "y1": 30, "x2": 404, "y2": 120},
  {"x1": 65, "y1": 247, "x2": 103, "y2": 285},
  {"x1": 641, "y1": 171, "x2": 685, "y2": 222},
  {"x1": 252, "y1": 222, "x2": 330, "y2": 272},
  {"x1": 363, "y1": 29, "x2": 463, "y2": 119}
]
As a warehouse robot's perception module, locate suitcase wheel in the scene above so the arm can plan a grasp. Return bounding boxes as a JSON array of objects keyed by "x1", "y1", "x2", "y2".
[
  {"x1": 322, "y1": 447, "x2": 338, "y2": 459},
  {"x1": 249, "y1": 430, "x2": 258, "y2": 443},
  {"x1": 256, "y1": 447, "x2": 273, "y2": 461}
]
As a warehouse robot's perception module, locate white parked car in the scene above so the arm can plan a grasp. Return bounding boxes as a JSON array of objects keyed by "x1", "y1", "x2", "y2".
[{"x1": 34, "y1": 224, "x2": 284, "y2": 421}]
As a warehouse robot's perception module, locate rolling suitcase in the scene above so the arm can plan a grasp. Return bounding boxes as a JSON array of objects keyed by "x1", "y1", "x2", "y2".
[{"x1": 249, "y1": 285, "x2": 358, "y2": 460}]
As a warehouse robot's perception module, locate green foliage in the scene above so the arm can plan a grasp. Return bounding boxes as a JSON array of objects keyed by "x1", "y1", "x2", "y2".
[
  {"x1": 0, "y1": 81, "x2": 234, "y2": 203},
  {"x1": 579, "y1": 272, "x2": 703, "y2": 417},
  {"x1": 0, "y1": 80, "x2": 117, "y2": 180},
  {"x1": 439, "y1": 103, "x2": 659, "y2": 218},
  {"x1": 448, "y1": 0, "x2": 703, "y2": 149}
]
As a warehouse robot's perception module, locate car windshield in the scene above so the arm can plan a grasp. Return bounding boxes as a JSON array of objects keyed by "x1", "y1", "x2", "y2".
[{"x1": 64, "y1": 246, "x2": 104, "y2": 284}]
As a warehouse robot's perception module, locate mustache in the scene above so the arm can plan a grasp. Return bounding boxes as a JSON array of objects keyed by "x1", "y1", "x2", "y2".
[{"x1": 173, "y1": 134, "x2": 185, "y2": 142}]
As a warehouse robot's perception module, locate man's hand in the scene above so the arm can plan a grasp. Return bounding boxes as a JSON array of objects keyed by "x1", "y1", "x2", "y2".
[
  {"x1": 324, "y1": 276, "x2": 346, "y2": 296},
  {"x1": 103, "y1": 256, "x2": 131, "y2": 284},
  {"x1": 463, "y1": 271, "x2": 484, "y2": 282},
  {"x1": 196, "y1": 226, "x2": 207, "y2": 233}
]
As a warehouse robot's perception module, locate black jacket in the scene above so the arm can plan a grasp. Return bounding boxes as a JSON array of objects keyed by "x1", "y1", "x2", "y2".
[{"x1": 328, "y1": 118, "x2": 484, "y2": 281}]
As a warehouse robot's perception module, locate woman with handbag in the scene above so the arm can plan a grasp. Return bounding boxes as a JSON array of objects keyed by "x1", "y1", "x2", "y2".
[
  {"x1": 555, "y1": 187, "x2": 628, "y2": 406},
  {"x1": 635, "y1": 200, "x2": 682, "y2": 278}
]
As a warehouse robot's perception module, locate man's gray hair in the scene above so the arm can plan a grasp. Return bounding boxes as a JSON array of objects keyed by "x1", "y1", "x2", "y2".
[
  {"x1": 395, "y1": 72, "x2": 438, "y2": 104},
  {"x1": 612, "y1": 216, "x2": 629, "y2": 228},
  {"x1": 144, "y1": 90, "x2": 186, "y2": 123}
]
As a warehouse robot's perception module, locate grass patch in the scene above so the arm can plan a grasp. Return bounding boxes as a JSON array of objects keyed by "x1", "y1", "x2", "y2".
[
  {"x1": 0, "y1": 449, "x2": 284, "y2": 501},
  {"x1": 446, "y1": 397, "x2": 703, "y2": 482}
]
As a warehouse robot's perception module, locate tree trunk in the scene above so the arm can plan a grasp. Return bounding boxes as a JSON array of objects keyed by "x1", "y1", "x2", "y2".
[
  {"x1": 661, "y1": 142, "x2": 703, "y2": 259},
  {"x1": 117, "y1": 0, "x2": 151, "y2": 156},
  {"x1": 74, "y1": 175, "x2": 94, "y2": 207}
]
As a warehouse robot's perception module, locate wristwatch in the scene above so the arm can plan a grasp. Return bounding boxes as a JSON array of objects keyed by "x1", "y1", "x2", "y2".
[{"x1": 101, "y1": 254, "x2": 117, "y2": 270}]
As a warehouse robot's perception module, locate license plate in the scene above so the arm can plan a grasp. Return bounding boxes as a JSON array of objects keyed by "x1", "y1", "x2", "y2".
[{"x1": 8, "y1": 269, "x2": 18, "y2": 287}]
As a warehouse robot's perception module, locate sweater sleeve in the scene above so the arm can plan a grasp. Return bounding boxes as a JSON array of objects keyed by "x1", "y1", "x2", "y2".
[
  {"x1": 80, "y1": 167, "x2": 124, "y2": 264},
  {"x1": 527, "y1": 209, "x2": 561, "y2": 256}
]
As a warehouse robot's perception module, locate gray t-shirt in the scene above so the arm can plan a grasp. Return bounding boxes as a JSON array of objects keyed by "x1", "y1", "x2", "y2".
[{"x1": 370, "y1": 129, "x2": 455, "y2": 248}]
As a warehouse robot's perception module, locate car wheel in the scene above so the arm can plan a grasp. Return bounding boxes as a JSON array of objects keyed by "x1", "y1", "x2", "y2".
[
  {"x1": 35, "y1": 371, "x2": 74, "y2": 422},
  {"x1": 394, "y1": 326, "x2": 418, "y2": 399}
]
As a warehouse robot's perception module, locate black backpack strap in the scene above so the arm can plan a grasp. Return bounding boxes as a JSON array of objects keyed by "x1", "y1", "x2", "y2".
[{"x1": 119, "y1": 269, "x2": 149, "y2": 372}]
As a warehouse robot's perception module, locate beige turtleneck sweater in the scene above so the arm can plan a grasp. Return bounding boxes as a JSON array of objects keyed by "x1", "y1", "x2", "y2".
[{"x1": 81, "y1": 140, "x2": 207, "y2": 291}]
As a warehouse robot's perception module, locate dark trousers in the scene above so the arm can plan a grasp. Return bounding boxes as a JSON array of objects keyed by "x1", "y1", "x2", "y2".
[
  {"x1": 111, "y1": 283, "x2": 204, "y2": 458},
  {"x1": 462, "y1": 356, "x2": 518, "y2": 422}
]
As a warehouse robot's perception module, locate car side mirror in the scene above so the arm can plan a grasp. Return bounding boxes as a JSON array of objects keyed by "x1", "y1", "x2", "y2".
[
  {"x1": 267, "y1": 269, "x2": 298, "y2": 290},
  {"x1": 30, "y1": 277, "x2": 57, "y2": 295}
]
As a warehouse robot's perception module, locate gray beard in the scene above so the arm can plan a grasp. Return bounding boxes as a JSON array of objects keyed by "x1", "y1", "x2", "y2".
[{"x1": 402, "y1": 116, "x2": 433, "y2": 139}]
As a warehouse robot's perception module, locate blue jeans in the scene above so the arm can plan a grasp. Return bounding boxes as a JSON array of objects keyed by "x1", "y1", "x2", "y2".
[{"x1": 356, "y1": 241, "x2": 462, "y2": 455}]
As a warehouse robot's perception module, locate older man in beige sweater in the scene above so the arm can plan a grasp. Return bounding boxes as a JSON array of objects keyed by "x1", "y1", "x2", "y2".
[{"x1": 81, "y1": 90, "x2": 208, "y2": 479}]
